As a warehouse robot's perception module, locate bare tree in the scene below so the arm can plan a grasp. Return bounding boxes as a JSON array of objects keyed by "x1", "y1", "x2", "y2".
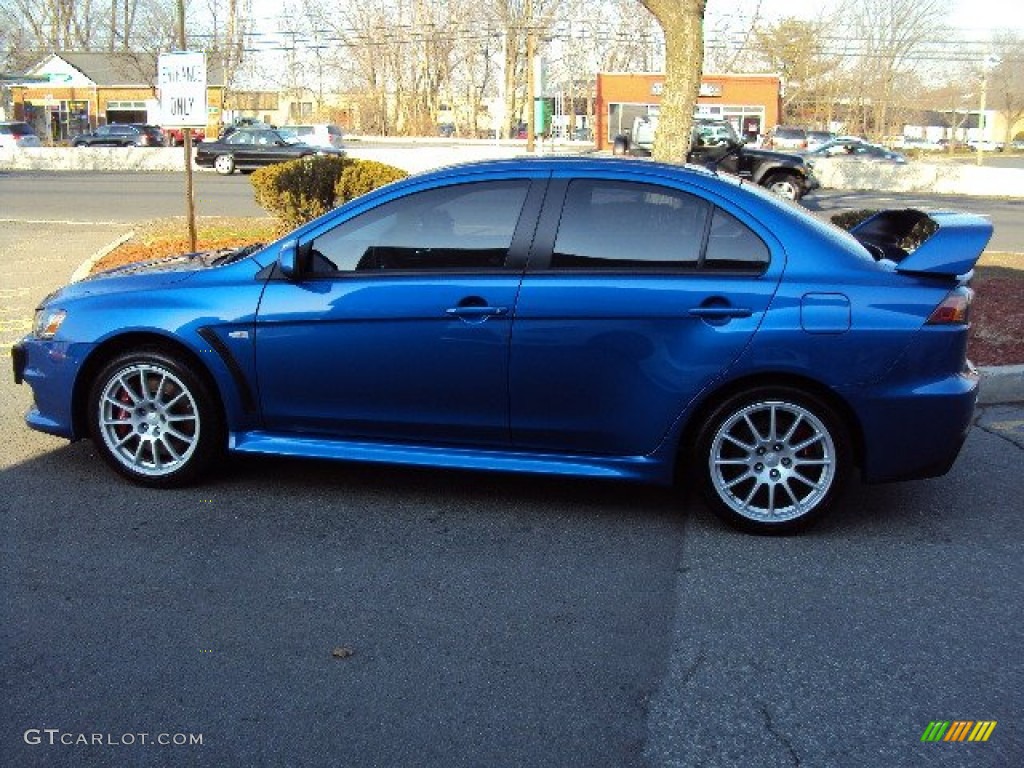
[
  {"x1": 838, "y1": 0, "x2": 945, "y2": 138},
  {"x1": 990, "y1": 33, "x2": 1024, "y2": 143}
]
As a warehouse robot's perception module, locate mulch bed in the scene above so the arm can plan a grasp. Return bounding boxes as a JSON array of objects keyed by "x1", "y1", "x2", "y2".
[{"x1": 970, "y1": 270, "x2": 1024, "y2": 366}]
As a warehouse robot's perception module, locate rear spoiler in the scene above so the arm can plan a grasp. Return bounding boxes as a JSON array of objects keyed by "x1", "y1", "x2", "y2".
[{"x1": 849, "y1": 209, "x2": 993, "y2": 277}]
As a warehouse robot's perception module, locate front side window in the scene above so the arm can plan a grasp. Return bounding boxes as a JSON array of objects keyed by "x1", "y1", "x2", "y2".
[
  {"x1": 551, "y1": 180, "x2": 710, "y2": 269},
  {"x1": 307, "y1": 180, "x2": 530, "y2": 274}
]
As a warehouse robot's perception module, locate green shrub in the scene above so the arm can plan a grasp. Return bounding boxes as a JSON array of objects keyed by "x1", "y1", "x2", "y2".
[
  {"x1": 251, "y1": 156, "x2": 408, "y2": 232},
  {"x1": 251, "y1": 155, "x2": 346, "y2": 232},
  {"x1": 336, "y1": 159, "x2": 409, "y2": 205}
]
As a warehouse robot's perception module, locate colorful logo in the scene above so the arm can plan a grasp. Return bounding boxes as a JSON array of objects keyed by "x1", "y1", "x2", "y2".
[{"x1": 921, "y1": 721, "x2": 997, "y2": 742}]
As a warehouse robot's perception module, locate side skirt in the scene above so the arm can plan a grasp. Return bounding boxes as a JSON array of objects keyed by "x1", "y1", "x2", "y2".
[{"x1": 229, "y1": 431, "x2": 674, "y2": 484}]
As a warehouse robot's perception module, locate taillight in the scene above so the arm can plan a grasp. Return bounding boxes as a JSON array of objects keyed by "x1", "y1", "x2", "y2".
[{"x1": 926, "y1": 287, "x2": 972, "y2": 325}]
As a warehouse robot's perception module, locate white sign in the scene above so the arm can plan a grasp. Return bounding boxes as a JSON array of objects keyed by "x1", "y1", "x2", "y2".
[{"x1": 158, "y1": 51, "x2": 207, "y2": 128}]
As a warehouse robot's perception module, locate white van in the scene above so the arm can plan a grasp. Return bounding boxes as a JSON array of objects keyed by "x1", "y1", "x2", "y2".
[{"x1": 279, "y1": 124, "x2": 344, "y2": 149}]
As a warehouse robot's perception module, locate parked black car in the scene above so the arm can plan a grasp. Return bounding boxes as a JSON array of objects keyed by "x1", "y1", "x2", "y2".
[
  {"x1": 614, "y1": 118, "x2": 819, "y2": 201},
  {"x1": 71, "y1": 124, "x2": 165, "y2": 147},
  {"x1": 193, "y1": 127, "x2": 343, "y2": 175}
]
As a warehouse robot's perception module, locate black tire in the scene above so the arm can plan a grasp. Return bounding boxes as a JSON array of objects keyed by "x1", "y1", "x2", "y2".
[
  {"x1": 88, "y1": 348, "x2": 224, "y2": 488},
  {"x1": 214, "y1": 154, "x2": 236, "y2": 175},
  {"x1": 763, "y1": 172, "x2": 803, "y2": 201},
  {"x1": 696, "y1": 387, "x2": 850, "y2": 534},
  {"x1": 612, "y1": 135, "x2": 630, "y2": 156}
]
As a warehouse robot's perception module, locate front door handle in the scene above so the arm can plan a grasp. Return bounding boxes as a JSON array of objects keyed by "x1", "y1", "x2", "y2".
[{"x1": 687, "y1": 306, "x2": 753, "y2": 319}]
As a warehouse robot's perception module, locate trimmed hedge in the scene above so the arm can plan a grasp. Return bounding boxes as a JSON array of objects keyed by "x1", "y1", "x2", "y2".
[{"x1": 251, "y1": 156, "x2": 408, "y2": 232}]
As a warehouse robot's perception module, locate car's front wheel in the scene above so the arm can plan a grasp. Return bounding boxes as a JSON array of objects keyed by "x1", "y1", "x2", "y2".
[
  {"x1": 764, "y1": 172, "x2": 803, "y2": 201},
  {"x1": 697, "y1": 387, "x2": 850, "y2": 533},
  {"x1": 214, "y1": 154, "x2": 236, "y2": 175},
  {"x1": 88, "y1": 349, "x2": 223, "y2": 487}
]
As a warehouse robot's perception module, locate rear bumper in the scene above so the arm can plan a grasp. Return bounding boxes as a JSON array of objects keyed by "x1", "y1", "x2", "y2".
[{"x1": 853, "y1": 368, "x2": 979, "y2": 484}]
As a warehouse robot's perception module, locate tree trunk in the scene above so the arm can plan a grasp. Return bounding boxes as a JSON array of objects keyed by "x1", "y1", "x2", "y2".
[{"x1": 640, "y1": 0, "x2": 706, "y2": 162}]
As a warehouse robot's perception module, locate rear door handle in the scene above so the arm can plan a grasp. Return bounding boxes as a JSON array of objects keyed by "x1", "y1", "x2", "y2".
[{"x1": 445, "y1": 306, "x2": 509, "y2": 318}]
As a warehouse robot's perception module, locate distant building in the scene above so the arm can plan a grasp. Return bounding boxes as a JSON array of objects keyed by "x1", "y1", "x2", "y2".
[
  {"x1": 9, "y1": 52, "x2": 225, "y2": 142},
  {"x1": 595, "y1": 72, "x2": 782, "y2": 151}
]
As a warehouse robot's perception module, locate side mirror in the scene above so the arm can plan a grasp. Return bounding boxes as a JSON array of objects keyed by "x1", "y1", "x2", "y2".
[{"x1": 277, "y1": 239, "x2": 299, "y2": 279}]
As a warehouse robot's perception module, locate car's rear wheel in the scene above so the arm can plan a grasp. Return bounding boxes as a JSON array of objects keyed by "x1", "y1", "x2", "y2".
[
  {"x1": 88, "y1": 349, "x2": 223, "y2": 487},
  {"x1": 214, "y1": 154, "x2": 236, "y2": 175},
  {"x1": 697, "y1": 387, "x2": 849, "y2": 533},
  {"x1": 764, "y1": 172, "x2": 802, "y2": 201}
]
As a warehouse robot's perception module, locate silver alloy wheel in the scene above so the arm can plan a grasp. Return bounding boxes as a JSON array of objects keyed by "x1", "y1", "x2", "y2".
[
  {"x1": 214, "y1": 154, "x2": 235, "y2": 175},
  {"x1": 97, "y1": 363, "x2": 200, "y2": 477},
  {"x1": 708, "y1": 399, "x2": 837, "y2": 523},
  {"x1": 767, "y1": 175, "x2": 799, "y2": 200}
]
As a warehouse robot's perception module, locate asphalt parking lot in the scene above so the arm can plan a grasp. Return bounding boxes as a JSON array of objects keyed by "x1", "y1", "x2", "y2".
[{"x1": 2, "y1": 214, "x2": 1022, "y2": 767}]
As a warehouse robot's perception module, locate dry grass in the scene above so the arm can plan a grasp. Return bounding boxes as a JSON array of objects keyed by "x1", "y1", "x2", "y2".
[{"x1": 91, "y1": 216, "x2": 279, "y2": 272}]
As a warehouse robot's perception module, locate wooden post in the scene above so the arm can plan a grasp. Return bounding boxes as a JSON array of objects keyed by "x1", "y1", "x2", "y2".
[{"x1": 177, "y1": 0, "x2": 198, "y2": 252}]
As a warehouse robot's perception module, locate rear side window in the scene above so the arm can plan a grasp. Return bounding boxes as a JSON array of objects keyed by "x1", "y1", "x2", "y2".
[
  {"x1": 549, "y1": 179, "x2": 769, "y2": 273},
  {"x1": 704, "y1": 208, "x2": 770, "y2": 270},
  {"x1": 552, "y1": 180, "x2": 709, "y2": 269}
]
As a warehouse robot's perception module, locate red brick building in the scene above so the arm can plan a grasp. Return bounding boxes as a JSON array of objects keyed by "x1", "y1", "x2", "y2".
[{"x1": 595, "y1": 72, "x2": 782, "y2": 150}]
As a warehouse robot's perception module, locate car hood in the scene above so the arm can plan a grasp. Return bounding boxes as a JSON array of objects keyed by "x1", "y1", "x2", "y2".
[
  {"x1": 741, "y1": 147, "x2": 809, "y2": 166},
  {"x1": 54, "y1": 246, "x2": 262, "y2": 300}
]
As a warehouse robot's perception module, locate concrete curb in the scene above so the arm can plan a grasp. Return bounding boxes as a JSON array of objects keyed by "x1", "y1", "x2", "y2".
[
  {"x1": 978, "y1": 364, "x2": 1024, "y2": 405},
  {"x1": 69, "y1": 230, "x2": 134, "y2": 283}
]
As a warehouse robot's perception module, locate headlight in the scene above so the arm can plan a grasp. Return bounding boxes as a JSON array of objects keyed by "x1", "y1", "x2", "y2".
[{"x1": 33, "y1": 308, "x2": 67, "y2": 339}]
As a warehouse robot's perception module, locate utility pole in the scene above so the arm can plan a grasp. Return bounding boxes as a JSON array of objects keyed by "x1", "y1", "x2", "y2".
[
  {"x1": 526, "y1": 0, "x2": 535, "y2": 153},
  {"x1": 176, "y1": 0, "x2": 198, "y2": 251},
  {"x1": 975, "y1": 54, "x2": 1002, "y2": 167}
]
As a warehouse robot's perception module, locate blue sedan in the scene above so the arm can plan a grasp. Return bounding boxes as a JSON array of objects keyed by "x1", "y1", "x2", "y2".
[{"x1": 12, "y1": 158, "x2": 992, "y2": 532}]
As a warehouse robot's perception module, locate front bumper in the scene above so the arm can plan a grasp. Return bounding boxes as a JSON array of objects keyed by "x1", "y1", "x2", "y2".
[
  {"x1": 11, "y1": 340, "x2": 27, "y2": 384},
  {"x1": 12, "y1": 336, "x2": 91, "y2": 440}
]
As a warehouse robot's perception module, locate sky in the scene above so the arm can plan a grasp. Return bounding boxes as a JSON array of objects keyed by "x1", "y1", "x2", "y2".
[{"x1": 742, "y1": 0, "x2": 1024, "y2": 35}]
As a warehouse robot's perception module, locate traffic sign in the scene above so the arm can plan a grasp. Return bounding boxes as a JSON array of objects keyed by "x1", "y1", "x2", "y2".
[{"x1": 158, "y1": 51, "x2": 207, "y2": 128}]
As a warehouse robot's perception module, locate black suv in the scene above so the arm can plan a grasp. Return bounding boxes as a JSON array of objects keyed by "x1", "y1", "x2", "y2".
[
  {"x1": 613, "y1": 118, "x2": 819, "y2": 201},
  {"x1": 71, "y1": 124, "x2": 165, "y2": 147}
]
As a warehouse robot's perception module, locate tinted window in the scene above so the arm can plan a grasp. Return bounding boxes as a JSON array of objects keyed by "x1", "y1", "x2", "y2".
[
  {"x1": 550, "y1": 180, "x2": 710, "y2": 269},
  {"x1": 704, "y1": 208, "x2": 770, "y2": 271},
  {"x1": 308, "y1": 180, "x2": 530, "y2": 273}
]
